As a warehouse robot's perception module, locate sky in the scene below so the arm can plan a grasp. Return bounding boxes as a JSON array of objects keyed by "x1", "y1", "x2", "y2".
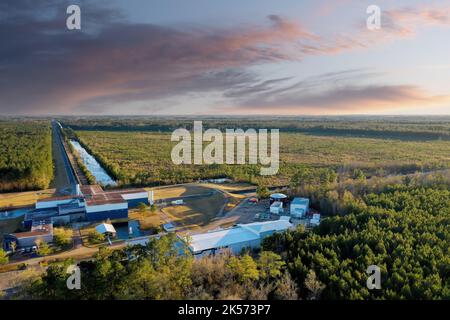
[{"x1": 1, "y1": 0, "x2": 450, "y2": 116}]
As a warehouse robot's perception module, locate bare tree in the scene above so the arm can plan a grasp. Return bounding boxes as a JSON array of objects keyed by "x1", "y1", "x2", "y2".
[
  {"x1": 273, "y1": 271, "x2": 299, "y2": 300},
  {"x1": 10, "y1": 241, "x2": 17, "y2": 254},
  {"x1": 304, "y1": 270, "x2": 325, "y2": 300}
]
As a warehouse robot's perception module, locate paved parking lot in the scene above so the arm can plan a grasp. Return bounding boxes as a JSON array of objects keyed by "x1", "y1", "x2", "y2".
[{"x1": 202, "y1": 198, "x2": 280, "y2": 232}]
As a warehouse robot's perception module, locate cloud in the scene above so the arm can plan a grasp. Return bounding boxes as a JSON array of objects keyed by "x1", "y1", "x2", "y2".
[
  {"x1": 0, "y1": 2, "x2": 317, "y2": 114},
  {"x1": 0, "y1": 2, "x2": 449, "y2": 114},
  {"x1": 232, "y1": 83, "x2": 450, "y2": 115},
  {"x1": 383, "y1": 5, "x2": 450, "y2": 37}
]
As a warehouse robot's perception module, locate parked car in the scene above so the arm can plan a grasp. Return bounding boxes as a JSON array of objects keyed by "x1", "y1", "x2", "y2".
[{"x1": 248, "y1": 197, "x2": 259, "y2": 203}]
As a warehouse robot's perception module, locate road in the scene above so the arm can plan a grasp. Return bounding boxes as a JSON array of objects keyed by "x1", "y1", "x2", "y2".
[{"x1": 50, "y1": 121, "x2": 77, "y2": 193}]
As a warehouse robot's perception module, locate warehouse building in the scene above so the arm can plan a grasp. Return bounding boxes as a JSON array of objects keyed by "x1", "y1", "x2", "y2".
[
  {"x1": 269, "y1": 201, "x2": 284, "y2": 215},
  {"x1": 4, "y1": 185, "x2": 150, "y2": 249},
  {"x1": 81, "y1": 185, "x2": 150, "y2": 208},
  {"x1": 28, "y1": 184, "x2": 149, "y2": 223},
  {"x1": 188, "y1": 220, "x2": 293, "y2": 257},
  {"x1": 4, "y1": 220, "x2": 54, "y2": 250},
  {"x1": 21, "y1": 184, "x2": 148, "y2": 231}
]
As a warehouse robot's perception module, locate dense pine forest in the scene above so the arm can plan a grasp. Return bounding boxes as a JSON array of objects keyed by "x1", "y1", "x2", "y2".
[
  {"x1": 0, "y1": 120, "x2": 53, "y2": 192},
  {"x1": 264, "y1": 177, "x2": 450, "y2": 299}
]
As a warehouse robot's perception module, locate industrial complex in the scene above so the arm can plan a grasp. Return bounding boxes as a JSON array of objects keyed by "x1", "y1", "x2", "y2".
[
  {"x1": 2, "y1": 177, "x2": 319, "y2": 262},
  {"x1": 3, "y1": 184, "x2": 151, "y2": 250}
]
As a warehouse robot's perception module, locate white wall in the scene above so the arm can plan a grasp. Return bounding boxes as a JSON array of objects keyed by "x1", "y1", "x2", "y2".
[
  {"x1": 85, "y1": 202, "x2": 128, "y2": 213},
  {"x1": 36, "y1": 199, "x2": 75, "y2": 209},
  {"x1": 121, "y1": 192, "x2": 148, "y2": 200},
  {"x1": 290, "y1": 204, "x2": 307, "y2": 217},
  {"x1": 17, "y1": 233, "x2": 53, "y2": 248},
  {"x1": 193, "y1": 238, "x2": 261, "y2": 257}
]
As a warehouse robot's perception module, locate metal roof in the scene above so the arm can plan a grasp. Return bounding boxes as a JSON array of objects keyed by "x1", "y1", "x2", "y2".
[
  {"x1": 80, "y1": 185, "x2": 104, "y2": 196},
  {"x1": 38, "y1": 195, "x2": 82, "y2": 202},
  {"x1": 270, "y1": 193, "x2": 287, "y2": 199},
  {"x1": 95, "y1": 223, "x2": 116, "y2": 234},
  {"x1": 291, "y1": 197, "x2": 309, "y2": 205},
  {"x1": 270, "y1": 201, "x2": 283, "y2": 208},
  {"x1": 189, "y1": 220, "x2": 292, "y2": 253},
  {"x1": 189, "y1": 226, "x2": 260, "y2": 253}
]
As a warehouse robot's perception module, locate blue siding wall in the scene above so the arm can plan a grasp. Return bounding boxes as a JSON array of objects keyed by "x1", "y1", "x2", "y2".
[
  {"x1": 126, "y1": 198, "x2": 149, "y2": 208},
  {"x1": 23, "y1": 219, "x2": 33, "y2": 229},
  {"x1": 86, "y1": 209, "x2": 128, "y2": 221}
]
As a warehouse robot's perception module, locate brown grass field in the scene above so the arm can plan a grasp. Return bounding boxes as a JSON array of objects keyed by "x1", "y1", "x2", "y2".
[
  {"x1": 161, "y1": 192, "x2": 227, "y2": 230},
  {"x1": 0, "y1": 189, "x2": 56, "y2": 209},
  {"x1": 147, "y1": 183, "x2": 216, "y2": 200},
  {"x1": 128, "y1": 209, "x2": 163, "y2": 231}
]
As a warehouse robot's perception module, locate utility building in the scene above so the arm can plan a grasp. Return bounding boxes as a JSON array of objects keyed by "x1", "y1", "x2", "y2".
[
  {"x1": 270, "y1": 201, "x2": 283, "y2": 215},
  {"x1": 290, "y1": 197, "x2": 309, "y2": 218}
]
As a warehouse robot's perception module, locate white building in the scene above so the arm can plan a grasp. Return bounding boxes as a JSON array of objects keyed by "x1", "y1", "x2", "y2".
[
  {"x1": 163, "y1": 223, "x2": 176, "y2": 232},
  {"x1": 95, "y1": 223, "x2": 116, "y2": 236},
  {"x1": 36, "y1": 195, "x2": 83, "y2": 210},
  {"x1": 290, "y1": 197, "x2": 309, "y2": 218},
  {"x1": 189, "y1": 220, "x2": 293, "y2": 257},
  {"x1": 310, "y1": 214, "x2": 321, "y2": 226},
  {"x1": 270, "y1": 201, "x2": 283, "y2": 215}
]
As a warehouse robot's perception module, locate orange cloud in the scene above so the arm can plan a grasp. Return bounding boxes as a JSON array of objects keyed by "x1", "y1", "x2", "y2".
[{"x1": 231, "y1": 84, "x2": 450, "y2": 115}]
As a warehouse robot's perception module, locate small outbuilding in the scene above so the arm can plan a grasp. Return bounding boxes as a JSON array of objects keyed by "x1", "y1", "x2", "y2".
[
  {"x1": 290, "y1": 197, "x2": 309, "y2": 218},
  {"x1": 95, "y1": 223, "x2": 116, "y2": 237},
  {"x1": 163, "y1": 223, "x2": 176, "y2": 232},
  {"x1": 270, "y1": 201, "x2": 284, "y2": 215},
  {"x1": 310, "y1": 214, "x2": 321, "y2": 226}
]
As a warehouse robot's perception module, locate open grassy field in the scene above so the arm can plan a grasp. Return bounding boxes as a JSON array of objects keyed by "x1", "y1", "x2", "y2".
[
  {"x1": 128, "y1": 210, "x2": 162, "y2": 231},
  {"x1": 73, "y1": 129, "x2": 450, "y2": 186},
  {"x1": 149, "y1": 184, "x2": 215, "y2": 200},
  {"x1": 0, "y1": 189, "x2": 55, "y2": 209}
]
